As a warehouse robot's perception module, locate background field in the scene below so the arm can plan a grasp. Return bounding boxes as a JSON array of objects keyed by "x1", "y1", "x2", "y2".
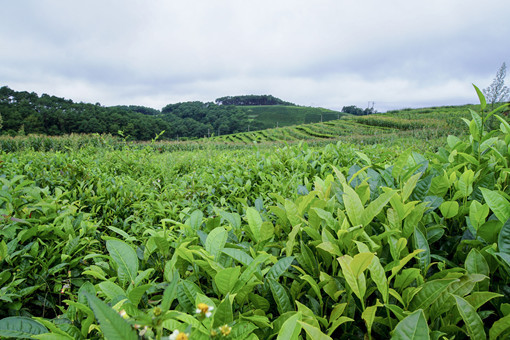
[{"x1": 1, "y1": 101, "x2": 510, "y2": 339}]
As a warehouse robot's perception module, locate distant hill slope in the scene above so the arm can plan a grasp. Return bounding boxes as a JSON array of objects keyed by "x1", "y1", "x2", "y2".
[
  {"x1": 207, "y1": 104, "x2": 480, "y2": 144},
  {"x1": 239, "y1": 105, "x2": 348, "y2": 130}
]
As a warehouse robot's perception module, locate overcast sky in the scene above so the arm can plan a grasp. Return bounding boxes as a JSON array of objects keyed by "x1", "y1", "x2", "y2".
[{"x1": 1, "y1": 1, "x2": 509, "y2": 112}]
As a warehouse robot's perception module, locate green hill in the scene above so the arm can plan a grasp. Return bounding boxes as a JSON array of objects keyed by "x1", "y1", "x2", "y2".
[
  {"x1": 240, "y1": 105, "x2": 348, "y2": 130},
  {"x1": 208, "y1": 104, "x2": 481, "y2": 145}
]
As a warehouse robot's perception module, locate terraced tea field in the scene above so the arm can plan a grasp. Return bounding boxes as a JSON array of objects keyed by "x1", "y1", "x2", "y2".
[{"x1": 210, "y1": 104, "x2": 477, "y2": 145}]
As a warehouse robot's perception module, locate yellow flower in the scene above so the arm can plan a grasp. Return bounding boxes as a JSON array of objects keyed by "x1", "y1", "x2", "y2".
[
  {"x1": 220, "y1": 324, "x2": 232, "y2": 336},
  {"x1": 196, "y1": 303, "x2": 214, "y2": 317},
  {"x1": 169, "y1": 330, "x2": 189, "y2": 340}
]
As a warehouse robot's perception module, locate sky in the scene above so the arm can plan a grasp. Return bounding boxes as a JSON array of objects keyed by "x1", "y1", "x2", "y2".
[{"x1": 1, "y1": 1, "x2": 509, "y2": 112}]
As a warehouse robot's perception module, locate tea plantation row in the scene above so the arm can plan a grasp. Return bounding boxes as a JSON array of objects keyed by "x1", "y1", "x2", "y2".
[{"x1": 0, "y1": 92, "x2": 510, "y2": 339}]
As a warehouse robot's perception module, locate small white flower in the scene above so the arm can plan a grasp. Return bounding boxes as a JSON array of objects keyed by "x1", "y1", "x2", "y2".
[{"x1": 196, "y1": 303, "x2": 214, "y2": 317}]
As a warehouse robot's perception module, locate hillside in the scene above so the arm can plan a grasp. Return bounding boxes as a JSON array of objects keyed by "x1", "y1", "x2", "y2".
[
  {"x1": 207, "y1": 104, "x2": 480, "y2": 145},
  {"x1": 240, "y1": 105, "x2": 348, "y2": 130},
  {"x1": 1, "y1": 87, "x2": 347, "y2": 140}
]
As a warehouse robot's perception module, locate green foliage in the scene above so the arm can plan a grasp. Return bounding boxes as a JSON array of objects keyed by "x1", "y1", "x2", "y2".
[
  {"x1": 0, "y1": 86, "x2": 249, "y2": 140},
  {"x1": 1, "y1": 87, "x2": 510, "y2": 339},
  {"x1": 215, "y1": 94, "x2": 295, "y2": 106}
]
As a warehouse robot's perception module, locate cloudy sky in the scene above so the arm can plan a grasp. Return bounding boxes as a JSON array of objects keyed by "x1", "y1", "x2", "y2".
[{"x1": 1, "y1": 1, "x2": 509, "y2": 112}]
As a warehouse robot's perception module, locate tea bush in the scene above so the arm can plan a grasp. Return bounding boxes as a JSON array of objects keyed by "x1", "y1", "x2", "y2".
[{"x1": 0, "y1": 87, "x2": 509, "y2": 339}]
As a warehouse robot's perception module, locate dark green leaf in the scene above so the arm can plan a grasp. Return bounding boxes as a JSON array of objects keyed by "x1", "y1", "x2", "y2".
[
  {"x1": 106, "y1": 239, "x2": 138, "y2": 286},
  {"x1": 453, "y1": 294, "x2": 486, "y2": 339},
  {"x1": 212, "y1": 295, "x2": 233, "y2": 328},
  {"x1": 0, "y1": 317, "x2": 48, "y2": 339},
  {"x1": 268, "y1": 278, "x2": 293, "y2": 314},
  {"x1": 489, "y1": 314, "x2": 510, "y2": 340},
  {"x1": 391, "y1": 309, "x2": 430, "y2": 340},
  {"x1": 266, "y1": 256, "x2": 295, "y2": 281},
  {"x1": 85, "y1": 293, "x2": 138, "y2": 340},
  {"x1": 413, "y1": 227, "x2": 430, "y2": 274},
  {"x1": 409, "y1": 278, "x2": 458, "y2": 311},
  {"x1": 498, "y1": 218, "x2": 510, "y2": 254}
]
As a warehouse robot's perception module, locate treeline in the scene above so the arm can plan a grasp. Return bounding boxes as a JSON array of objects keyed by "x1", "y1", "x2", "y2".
[
  {"x1": 215, "y1": 94, "x2": 295, "y2": 106},
  {"x1": 0, "y1": 86, "x2": 250, "y2": 140},
  {"x1": 341, "y1": 105, "x2": 377, "y2": 116}
]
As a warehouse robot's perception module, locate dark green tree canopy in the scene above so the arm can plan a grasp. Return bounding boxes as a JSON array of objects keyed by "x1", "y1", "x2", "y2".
[
  {"x1": 341, "y1": 105, "x2": 377, "y2": 116},
  {"x1": 0, "y1": 86, "x2": 250, "y2": 140},
  {"x1": 215, "y1": 95, "x2": 295, "y2": 106}
]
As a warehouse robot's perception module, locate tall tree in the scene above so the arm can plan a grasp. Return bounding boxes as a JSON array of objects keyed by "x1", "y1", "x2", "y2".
[{"x1": 483, "y1": 62, "x2": 510, "y2": 109}]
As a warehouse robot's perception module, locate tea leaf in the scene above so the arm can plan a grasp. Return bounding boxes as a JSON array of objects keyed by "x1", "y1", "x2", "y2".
[
  {"x1": 188, "y1": 210, "x2": 203, "y2": 229},
  {"x1": 328, "y1": 316, "x2": 354, "y2": 336},
  {"x1": 213, "y1": 295, "x2": 234, "y2": 328},
  {"x1": 391, "y1": 309, "x2": 430, "y2": 340},
  {"x1": 266, "y1": 256, "x2": 295, "y2": 281},
  {"x1": 0, "y1": 317, "x2": 48, "y2": 339},
  {"x1": 362, "y1": 190, "x2": 396, "y2": 226},
  {"x1": 298, "y1": 241, "x2": 319, "y2": 276},
  {"x1": 232, "y1": 253, "x2": 270, "y2": 293},
  {"x1": 473, "y1": 84, "x2": 487, "y2": 111},
  {"x1": 221, "y1": 248, "x2": 254, "y2": 266},
  {"x1": 127, "y1": 284, "x2": 151, "y2": 306},
  {"x1": 453, "y1": 294, "x2": 486, "y2": 339},
  {"x1": 338, "y1": 255, "x2": 367, "y2": 301},
  {"x1": 214, "y1": 267, "x2": 241, "y2": 295},
  {"x1": 465, "y1": 248, "x2": 489, "y2": 276},
  {"x1": 402, "y1": 173, "x2": 422, "y2": 202},
  {"x1": 413, "y1": 228, "x2": 430, "y2": 274},
  {"x1": 368, "y1": 256, "x2": 389, "y2": 304},
  {"x1": 298, "y1": 321, "x2": 332, "y2": 340},
  {"x1": 498, "y1": 218, "x2": 510, "y2": 254},
  {"x1": 351, "y1": 252, "x2": 375, "y2": 278},
  {"x1": 230, "y1": 321, "x2": 258, "y2": 339},
  {"x1": 456, "y1": 170, "x2": 474, "y2": 199},
  {"x1": 439, "y1": 201, "x2": 459, "y2": 219},
  {"x1": 85, "y1": 293, "x2": 138, "y2": 340},
  {"x1": 343, "y1": 184, "x2": 364, "y2": 227},
  {"x1": 205, "y1": 226, "x2": 228, "y2": 259},
  {"x1": 98, "y1": 281, "x2": 126, "y2": 301},
  {"x1": 489, "y1": 313, "x2": 510, "y2": 340},
  {"x1": 469, "y1": 201, "x2": 489, "y2": 231},
  {"x1": 106, "y1": 239, "x2": 138, "y2": 286},
  {"x1": 362, "y1": 300, "x2": 383, "y2": 337},
  {"x1": 260, "y1": 221, "x2": 275, "y2": 242},
  {"x1": 268, "y1": 278, "x2": 293, "y2": 314},
  {"x1": 409, "y1": 278, "x2": 458, "y2": 311},
  {"x1": 0, "y1": 241, "x2": 7, "y2": 262},
  {"x1": 386, "y1": 304, "x2": 407, "y2": 321},
  {"x1": 480, "y1": 188, "x2": 510, "y2": 223},
  {"x1": 464, "y1": 292, "x2": 503, "y2": 311},
  {"x1": 294, "y1": 302, "x2": 319, "y2": 331},
  {"x1": 246, "y1": 207, "x2": 263, "y2": 242},
  {"x1": 301, "y1": 274, "x2": 323, "y2": 305},
  {"x1": 161, "y1": 273, "x2": 179, "y2": 311},
  {"x1": 63, "y1": 300, "x2": 94, "y2": 338},
  {"x1": 277, "y1": 312, "x2": 302, "y2": 340}
]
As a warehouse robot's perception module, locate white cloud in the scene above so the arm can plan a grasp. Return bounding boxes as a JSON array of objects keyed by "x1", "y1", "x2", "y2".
[{"x1": 1, "y1": 0, "x2": 509, "y2": 111}]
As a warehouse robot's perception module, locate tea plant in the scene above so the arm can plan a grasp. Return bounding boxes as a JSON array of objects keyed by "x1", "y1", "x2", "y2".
[{"x1": 0, "y1": 86, "x2": 509, "y2": 339}]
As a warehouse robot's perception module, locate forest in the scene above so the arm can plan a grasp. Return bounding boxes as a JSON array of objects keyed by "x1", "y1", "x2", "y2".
[
  {"x1": 0, "y1": 86, "x2": 259, "y2": 140},
  {"x1": 214, "y1": 95, "x2": 295, "y2": 106}
]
